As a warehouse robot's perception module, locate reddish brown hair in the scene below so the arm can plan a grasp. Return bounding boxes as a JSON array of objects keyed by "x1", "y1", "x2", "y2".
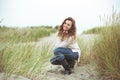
[{"x1": 58, "y1": 17, "x2": 76, "y2": 41}]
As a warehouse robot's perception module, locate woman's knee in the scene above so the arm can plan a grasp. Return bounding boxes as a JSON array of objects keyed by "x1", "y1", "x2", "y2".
[
  {"x1": 50, "y1": 54, "x2": 65, "y2": 64},
  {"x1": 53, "y1": 47, "x2": 65, "y2": 55}
]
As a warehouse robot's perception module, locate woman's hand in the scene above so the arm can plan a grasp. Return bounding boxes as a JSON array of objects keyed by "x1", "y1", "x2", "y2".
[{"x1": 63, "y1": 30, "x2": 68, "y2": 34}]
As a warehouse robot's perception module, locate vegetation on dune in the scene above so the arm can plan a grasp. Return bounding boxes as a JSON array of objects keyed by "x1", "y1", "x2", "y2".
[
  {"x1": 0, "y1": 26, "x2": 56, "y2": 43},
  {"x1": 0, "y1": 26, "x2": 56, "y2": 79},
  {"x1": 0, "y1": 42, "x2": 54, "y2": 79},
  {"x1": 80, "y1": 8, "x2": 120, "y2": 80}
]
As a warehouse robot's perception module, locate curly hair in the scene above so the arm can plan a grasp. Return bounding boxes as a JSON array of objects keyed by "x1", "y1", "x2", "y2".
[{"x1": 58, "y1": 17, "x2": 76, "y2": 41}]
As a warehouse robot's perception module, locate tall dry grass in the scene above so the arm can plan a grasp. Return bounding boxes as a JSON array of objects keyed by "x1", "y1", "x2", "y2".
[
  {"x1": 0, "y1": 40, "x2": 54, "y2": 79},
  {"x1": 0, "y1": 26, "x2": 56, "y2": 79},
  {"x1": 81, "y1": 8, "x2": 120, "y2": 80},
  {"x1": 91, "y1": 25, "x2": 120, "y2": 80}
]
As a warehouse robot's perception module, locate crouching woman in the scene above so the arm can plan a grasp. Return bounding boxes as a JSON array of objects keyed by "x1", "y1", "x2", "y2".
[{"x1": 50, "y1": 17, "x2": 81, "y2": 75}]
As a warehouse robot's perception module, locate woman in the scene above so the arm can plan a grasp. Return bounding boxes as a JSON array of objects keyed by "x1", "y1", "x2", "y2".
[{"x1": 50, "y1": 17, "x2": 81, "y2": 75}]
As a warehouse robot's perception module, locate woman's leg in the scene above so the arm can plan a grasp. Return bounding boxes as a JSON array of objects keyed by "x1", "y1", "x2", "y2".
[
  {"x1": 66, "y1": 52, "x2": 78, "y2": 69},
  {"x1": 53, "y1": 47, "x2": 78, "y2": 61},
  {"x1": 50, "y1": 48, "x2": 65, "y2": 65},
  {"x1": 51, "y1": 47, "x2": 78, "y2": 74},
  {"x1": 66, "y1": 59, "x2": 75, "y2": 69}
]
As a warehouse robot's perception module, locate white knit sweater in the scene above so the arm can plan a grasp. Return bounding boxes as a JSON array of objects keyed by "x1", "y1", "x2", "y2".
[{"x1": 55, "y1": 36, "x2": 81, "y2": 62}]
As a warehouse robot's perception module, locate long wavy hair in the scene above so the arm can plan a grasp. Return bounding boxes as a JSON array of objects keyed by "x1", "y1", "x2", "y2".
[{"x1": 58, "y1": 17, "x2": 76, "y2": 41}]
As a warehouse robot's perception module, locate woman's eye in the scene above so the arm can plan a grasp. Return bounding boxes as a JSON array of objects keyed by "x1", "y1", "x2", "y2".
[{"x1": 67, "y1": 24, "x2": 70, "y2": 26}]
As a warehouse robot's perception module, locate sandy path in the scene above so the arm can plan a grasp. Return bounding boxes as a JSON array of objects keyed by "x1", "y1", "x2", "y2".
[
  {"x1": 0, "y1": 73, "x2": 30, "y2": 80},
  {"x1": 39, "y1": 62, "x2": 99, "y2": 80},
  {"x1": 37, "y1": 34, "x2": 99, "y2": 80}
]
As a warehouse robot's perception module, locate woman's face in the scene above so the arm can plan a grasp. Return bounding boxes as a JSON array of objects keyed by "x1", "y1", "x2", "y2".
[{"x1": 63, "y1": 20, "x2": 72, "y2": 31}]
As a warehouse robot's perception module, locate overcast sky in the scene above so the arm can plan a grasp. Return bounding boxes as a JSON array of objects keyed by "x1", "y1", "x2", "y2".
[{"x1": 0, "y1": 0, "x2": 120, "y2": 33}]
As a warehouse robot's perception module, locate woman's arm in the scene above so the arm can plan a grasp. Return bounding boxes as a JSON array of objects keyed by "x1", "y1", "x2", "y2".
[{"x1": 57, "y1": 36, "x2": 73, "y2": 47}]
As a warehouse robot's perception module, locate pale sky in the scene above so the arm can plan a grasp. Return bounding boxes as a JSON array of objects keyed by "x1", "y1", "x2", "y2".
[{"x1": 0, "y1": 0, "x2": 120, "y2": 33}]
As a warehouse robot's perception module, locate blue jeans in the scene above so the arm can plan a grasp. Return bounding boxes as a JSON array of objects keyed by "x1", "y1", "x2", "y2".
[{"x1": 50, "y1": 47, "x2": 78, "y2": 65}]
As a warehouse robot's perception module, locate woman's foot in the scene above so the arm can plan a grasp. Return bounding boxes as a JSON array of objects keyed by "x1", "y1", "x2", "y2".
[{"x1": 60, "y1": 68, "x2": 74, "y2": 75}]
